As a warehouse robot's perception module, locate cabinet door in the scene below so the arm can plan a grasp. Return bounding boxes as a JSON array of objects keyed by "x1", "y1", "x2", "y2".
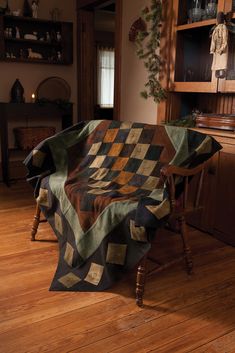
[{"x1": 213, "y1": 145, "x2": 235, "y2": 245}]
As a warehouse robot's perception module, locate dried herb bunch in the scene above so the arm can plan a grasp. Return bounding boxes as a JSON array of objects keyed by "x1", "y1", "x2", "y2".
[{"x1": 135, "y1": 0, "x2": 166, "y2": 103}]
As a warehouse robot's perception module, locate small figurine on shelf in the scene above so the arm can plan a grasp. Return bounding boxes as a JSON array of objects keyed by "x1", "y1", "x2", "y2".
[
  {"x1": 15, "y1": 27, "x2": 20, "y2": 39},
  {"x1": 46, "y1": 32, "x2": 50, "y2": 42},
  {"x1": 57, "y1": 51, "x2": 62, "y2": 61},
  {"x1": 31, "y1": 0, "x2": 39, "y2": 19},
  {"x1": 210, "y1": 12, "x2": 228, "y2": 79},
  {"x1": 28, "y1": 48, "x2": 43, "y2": 59},
  {"x1": 8, "y1": 28, "x2": 12, "y2": 38},
  {"x1": 56, "y1": 31, "x2": 61, "y2": 42}
]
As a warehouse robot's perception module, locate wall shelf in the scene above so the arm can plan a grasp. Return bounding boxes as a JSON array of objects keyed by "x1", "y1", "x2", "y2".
[{"x1": 0, "y1": 14, "x2": 73, "y2": 65}]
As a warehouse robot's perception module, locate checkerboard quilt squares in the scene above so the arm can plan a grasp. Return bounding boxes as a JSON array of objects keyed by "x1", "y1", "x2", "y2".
[
  {"x1": 114, "y1": 171, "x2": 134, "y2": 185},
  {"x1": 119, "y1": 144, "x2": 135, "y2": 157},
  {"x1": 108, "y1": 143, "x2": 124, "y2": 157},
  {"x1": 126, "y1": 128, "x2": 143, "y2": 144},
  {"x1": 89, "y1": 155, "x2": 106, "y2": 168},
  {"x1": 137, "y1": 160, "x2": 158, "y2": 176},
  {"x1": 32, "y1": 150, "x2": 46, "y2": 168},
  {"x1": 130, "y1": 143, "x2": 150, "y2": 160},
  {"x1": 88, "y1": 142, "x2": 102, "y2": 155},
  {"x1": 98, "y1": 143, "x2": 112, "y2": 156},
  {"x1": 130, "y1": 219, "x2": 147, "y2": 242},
  {"x1": 106, "y1": 243, "x2": 127, "y2": 265},
  {"x1": 123, "y1": 158, "x2": 142, "y2": 173},
  {"x1": 88, "y1": 180, "x2": 111, "y2": 188},
  {"x1": 119, "y1": 185, "x2": 138, "y2": 194},
  {"x1": 84, "y1": 263, "x2": 104, "y2": 286},
  {"x1": 88, "y1": 188, "x2": 112, "y2": 195},
  {"x1": 58, "y1": 272, "x2": 81, "y2": 288},
  {"x1": 138, "y1": 128, "x2": 155, "y2": 144},
  {"x1": 64, "y1": 242, "x2": 75, "y2": 267},
  {"x1": 90, "y1": 168, "x2": 109, "y2": 181},
  {"x1": 146, "y1": 199, "x2": 171, "y2": 220},
  {"x1": 54, "y1": 213, "x2": 63, "y2": 235},
  {"x1": 120, "y1": 121, "x2": 133, "y2": 129},
  {"x1": 37, "y1": 188, "x2": 49, "y2": 207},
  {"x1": 141, "y1": 176, "x2": 160, "y2": 191},
  {"x1": 145, "y1": 145, "x2": 164, "y2": 161},
  {"x1": 103, "y1": 128, "x2": 119, "y2": 143},
  {"x1": 111, "y1": 157, "x2": 129, "y2": 171}
]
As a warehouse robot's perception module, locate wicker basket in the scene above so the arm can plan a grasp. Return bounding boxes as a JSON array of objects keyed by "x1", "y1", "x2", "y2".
[{"x1": 14, "y1": 126, "x2": 56, "y2": 150}]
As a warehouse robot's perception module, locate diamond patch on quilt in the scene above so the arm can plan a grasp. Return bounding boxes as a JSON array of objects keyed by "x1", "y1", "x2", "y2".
[
  {"x1": 84, "y1": 263, "x2": 104, "y2": 286},
  {"x1": 36, "y1": 188, "x2": 49, "y2": 207},
  {"x1": 90, "y1": 168, "x2": 109, "y2": 180},
  {"x1": 54, "y1": 213, "x2": 63, "y2": 235},
  {"x1": 137, "y1": 160, "x2": 158, "y2": 176},
  {"x1": 146, "y1": 199, "x2": 171, "y2": 220},
  {"x1": 58, "y1": 272, "x2": 81, "y2": 288},
  {"x1": 89, "y1": 155, "x2": 106, "y2": 168},
  {"x1": 64, "y1": 242, "x2": 74, "y2": 267},
  {"x1": 130, "y1": 143, "x2": 150, "y2": 160},
  {"x1": 130, "y1": 219, "x2": 147, "y2": 242},
  {"x1": 32, "y1": 150, "x2": 46, "y2": 168},
  {"x1": 141, "y1": 176, "x2": 159, "y2": 191},
  {"x1": 126, "y1": 128, "x2": 143, "y2": 144},
  {"x1": 88, "y1": 142, "x2": 102, "y2": 155},
  {"x1": 106, "y1": 243, "x2": 127, "y2": 265}
]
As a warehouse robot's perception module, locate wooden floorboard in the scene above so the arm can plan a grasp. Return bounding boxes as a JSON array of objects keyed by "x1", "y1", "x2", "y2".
[{"x1": 0, "y1": 180, "x2": 235, "y2": 353}]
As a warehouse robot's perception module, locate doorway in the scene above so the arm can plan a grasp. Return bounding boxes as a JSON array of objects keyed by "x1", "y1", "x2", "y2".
[{"x1": 77, "y1": 0, "x2": 122, "y2": 121}]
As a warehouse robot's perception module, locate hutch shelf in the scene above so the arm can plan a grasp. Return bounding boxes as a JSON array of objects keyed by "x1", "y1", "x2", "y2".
[
  {"x1": 0, "y1": 15, "x2": 73, "y2": 65},
  {"x1": 159, "y1": 0, "x2": 235, "y2": 246}
]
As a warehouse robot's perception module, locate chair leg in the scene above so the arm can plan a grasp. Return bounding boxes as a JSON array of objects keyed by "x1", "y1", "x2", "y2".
[
  {"x1": 136, "y1": 254, "x2": 147, "y2": 307},
  {"x1": 31, "y1": 204, "x2": 41, "y2": 241},
  {"x1": 178, "y1": 216, "x2": 193, "y2": 275}
]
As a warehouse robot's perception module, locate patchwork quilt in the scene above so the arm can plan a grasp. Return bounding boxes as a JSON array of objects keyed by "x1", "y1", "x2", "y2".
[{"x1": 24, "y1": 120, "x2": 221, "y2": 291}]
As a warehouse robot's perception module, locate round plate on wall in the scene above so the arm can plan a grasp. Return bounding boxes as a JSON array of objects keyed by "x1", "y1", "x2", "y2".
[{"x1": 36, "y1": 77, "x2": 71, "y2": 101}]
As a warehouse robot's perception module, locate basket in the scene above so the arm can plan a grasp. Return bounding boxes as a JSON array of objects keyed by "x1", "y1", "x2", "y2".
[{"x1": 14, "y1": 126, "x2": 56, "y2": 150}]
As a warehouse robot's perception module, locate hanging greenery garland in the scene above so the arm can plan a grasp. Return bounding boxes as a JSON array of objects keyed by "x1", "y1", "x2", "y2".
[{"x1": 134, "y1": 0, "x2": 166, "y2": 103}]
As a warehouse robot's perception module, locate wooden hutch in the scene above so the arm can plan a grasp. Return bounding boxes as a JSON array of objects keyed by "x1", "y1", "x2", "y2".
[{"x1": 158, "y1": 0, "x2": 235, "y2": 246}]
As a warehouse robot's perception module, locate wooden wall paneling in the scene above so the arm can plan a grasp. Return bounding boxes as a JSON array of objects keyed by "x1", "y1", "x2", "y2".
[
  {"x1": 222, "y1": 0, "x2": 233, "y2": 12},
  {"x1": 77, "y1": 9, "x2": 95, "y2": 120},
  {"x1": 169, "y1": 0, "x2": 180, "y2": 87},
  {"x1": 113, "y1": 0, "x2": 122, "y2": 121},
  {"x1": 157, "y1": 0, "x2": 173, "y2": 123}
]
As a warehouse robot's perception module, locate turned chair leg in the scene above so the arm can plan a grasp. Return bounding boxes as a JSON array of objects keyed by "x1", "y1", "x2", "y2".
[
  {"x1": 179, "y1": 216, "x2": 193, "y2": 275},
  {"x1": 136, "y1": 254, "x2": 147, "y2": 307},
  {"x1": 31, "y1": 204, "x2": 41, "y2": 241}
]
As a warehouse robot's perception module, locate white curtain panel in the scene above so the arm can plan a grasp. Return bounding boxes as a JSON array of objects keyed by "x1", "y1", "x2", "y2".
[{"x1": 97, "y1": 48, "x2": 115, "y2": 108}]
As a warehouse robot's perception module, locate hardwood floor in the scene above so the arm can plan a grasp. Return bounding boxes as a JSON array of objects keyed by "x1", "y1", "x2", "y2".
[{"x1": 0, "y1": 180, "x2": 235, "y2": 353}]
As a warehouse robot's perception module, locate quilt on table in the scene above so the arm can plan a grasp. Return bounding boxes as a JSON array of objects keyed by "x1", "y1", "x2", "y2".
[{"x1": 24, "y1": 120, "x2": 221, "y2": 291}]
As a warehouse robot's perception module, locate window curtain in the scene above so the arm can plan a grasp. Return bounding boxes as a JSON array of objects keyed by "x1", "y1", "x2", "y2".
[{"x1": 97, "y1": 47, "x2": 115, "y2": 108}]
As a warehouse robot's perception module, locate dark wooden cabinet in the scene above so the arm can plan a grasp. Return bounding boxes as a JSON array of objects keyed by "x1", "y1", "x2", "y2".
[
  {"x1": 187, "y1": 130, "x2": 235, "y2": 246},
  {"x1": 0, "y1": 15, "x2": 73, "y2": 65},
  {"x1": 213, "y1": 144, "x2": 235, "y2": 245},
  {"x1": 159, "y1": 0, "x2": 235, "y2": 246}
]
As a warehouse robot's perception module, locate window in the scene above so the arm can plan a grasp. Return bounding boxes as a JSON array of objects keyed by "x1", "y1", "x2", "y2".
[{"x1": 97, "y1": 47, "x2": 115, "y2": 108}]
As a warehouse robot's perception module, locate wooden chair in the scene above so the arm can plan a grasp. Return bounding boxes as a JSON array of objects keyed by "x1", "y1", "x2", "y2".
[
  {"x1": 31, "y1": 204, "x2": 46, "y2": 241},
  {"x1": 136, "y1": 163, "x2": 205, "y2": 307},
  {"x1": 31, "y1": 162, "x2": 206, "y2": 306}
]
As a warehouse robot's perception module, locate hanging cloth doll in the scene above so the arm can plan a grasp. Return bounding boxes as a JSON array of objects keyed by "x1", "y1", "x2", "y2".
[{"x1": 210, "y1": 12, "x2": 228, "y2": 77}]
